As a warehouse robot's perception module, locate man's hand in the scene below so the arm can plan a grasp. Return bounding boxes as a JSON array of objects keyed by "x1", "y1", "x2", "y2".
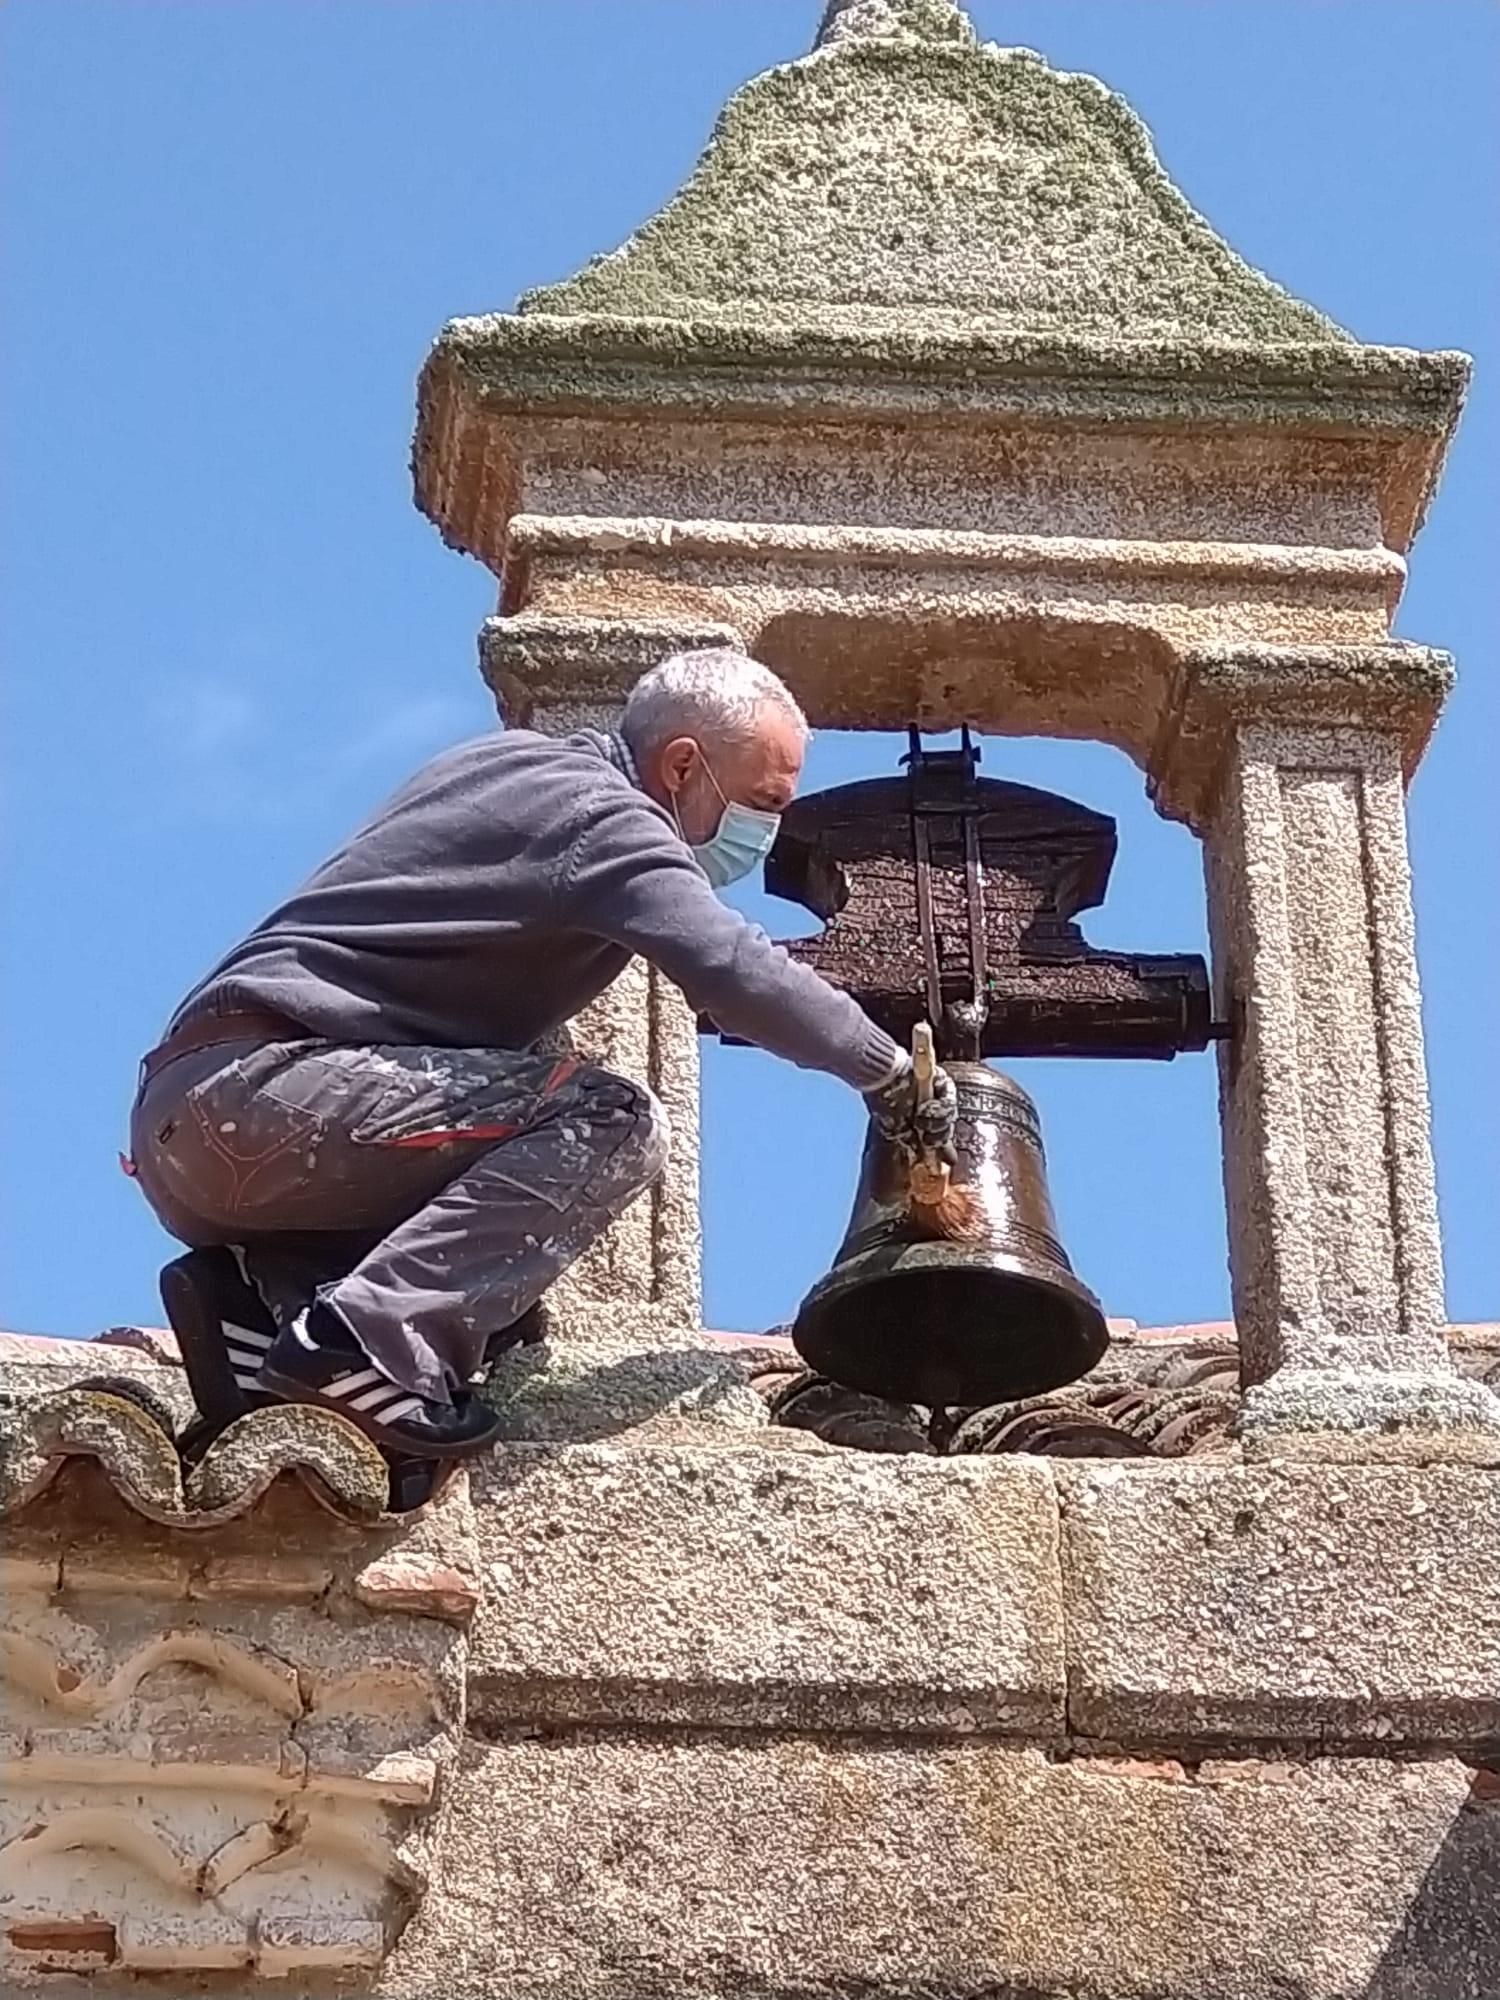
[{"x1": 863, "y1": 1053, "x2": 959, "y2": 1162}]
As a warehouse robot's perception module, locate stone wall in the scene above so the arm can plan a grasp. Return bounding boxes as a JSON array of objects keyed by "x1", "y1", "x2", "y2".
[
  {"x1": 376, "y1": 1435, "x2": 1500, "y2": 2000},
  {"x1": 5, "y1": 1333, "x2": 1496, "y2": 1997}
]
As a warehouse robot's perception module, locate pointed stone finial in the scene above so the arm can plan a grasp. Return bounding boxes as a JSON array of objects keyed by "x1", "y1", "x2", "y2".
[
  {"x1": 520, "y1": 5, "x2": 1347, "y2": 345},
  {"x1": 814, "y1": 0, "x2": 976, "y2": 48}
]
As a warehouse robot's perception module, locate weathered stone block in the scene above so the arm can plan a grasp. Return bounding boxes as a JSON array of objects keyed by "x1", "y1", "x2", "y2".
[
  {"x1": 1240, "y1": 1366, "x2": 1500, "y2": 1465},
  {"x1": 353, "y1": 1552, "x2": 478, "y2": 1624},
  {"x1": 1061, "y1": 1461, "x2": 1500, "y2": 1743},
  {"x1": 517, "y1": 23, "x2": 1345, "y2": 344},
  {"x1": 115, "y1": 1909, "x2": 252, "y2": 1972},
  {"x1": 468, "y1": 1444, "x2": 1063, "y2": 1732},
  {"x1": 479, "y1": 1316, "x2": 769, "y2": 1442},
  {"x1": 256, "y1": 1915, "x2": 387, "y2": 1975},
  {"x1": 380, "y1": 1737, "x2": 1497, "y2": 2000}
]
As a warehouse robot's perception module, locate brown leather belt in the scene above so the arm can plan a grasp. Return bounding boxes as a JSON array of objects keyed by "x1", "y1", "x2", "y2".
[{"x1": 140, "y1": 1008, "x2": 313, "y2": 1087}]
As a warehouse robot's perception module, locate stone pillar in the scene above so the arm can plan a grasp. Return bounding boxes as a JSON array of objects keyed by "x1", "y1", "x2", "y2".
[
  {"x1": 478, "y1": 612, "x2": 745, "y2": 1333},
  {"x1": 535, "y1": 957, "x2": 704, "y2": 1329},
  {"x1": 1155, "y1": 644, "x2": 1500, "y2": 1461}
]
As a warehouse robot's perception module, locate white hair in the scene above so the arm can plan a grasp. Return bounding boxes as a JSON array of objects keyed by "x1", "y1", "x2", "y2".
[{"x1": 621, "y1": 648, "x2": 808, "y2": 761}]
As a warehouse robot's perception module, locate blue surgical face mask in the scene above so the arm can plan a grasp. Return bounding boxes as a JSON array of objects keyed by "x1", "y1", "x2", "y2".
[{"x1": 676, "y1": 754, "x2": 782, "y2": 890}]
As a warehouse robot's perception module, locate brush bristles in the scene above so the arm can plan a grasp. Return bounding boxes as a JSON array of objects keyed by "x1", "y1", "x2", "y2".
[{"x1": 907, "y1": 1181, "x2": 988, "y2": 1244}]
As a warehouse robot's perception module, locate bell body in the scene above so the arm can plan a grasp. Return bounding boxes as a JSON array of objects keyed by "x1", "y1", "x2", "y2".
[{"x1": 792, "y1": 1063, "x2": 1108, "y2": 1407}]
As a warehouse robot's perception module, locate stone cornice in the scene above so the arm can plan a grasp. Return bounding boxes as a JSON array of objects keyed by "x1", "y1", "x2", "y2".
[
  {"x1": 416, "y1": 318, "x2": 1467, "y2": 572},
  {"x1": 427, "y1": 311, "x2": 1468, "y2": 433},
  {"x1": 478, "y1": 611, "x2": 744, "y2": 725}
]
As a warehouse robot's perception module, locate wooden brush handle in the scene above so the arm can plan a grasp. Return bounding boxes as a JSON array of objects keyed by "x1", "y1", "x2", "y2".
[
  {"x1": 911, "y1": 1021, "x2": 937, "y2": 1106},
  {"x1": 909, "y1": 1022, "x2": 950, "y2": 1196}
]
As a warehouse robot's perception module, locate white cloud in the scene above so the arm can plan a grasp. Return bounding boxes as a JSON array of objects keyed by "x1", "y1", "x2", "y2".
[
  {"x1": 153, "y1": 679, "x2": 262, "y2": 757},
  {"x1": 140, "y1": 675, "x2": 483, "y2": 828},
  {"x1": 328, "y1": 694, "x2": 475, "y2": 774}
]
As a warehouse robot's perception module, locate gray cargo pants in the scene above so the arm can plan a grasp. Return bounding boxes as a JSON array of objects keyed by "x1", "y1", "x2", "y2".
[{"x1": 130, "y1": 1037, "x2": 668, "y2": 1404}]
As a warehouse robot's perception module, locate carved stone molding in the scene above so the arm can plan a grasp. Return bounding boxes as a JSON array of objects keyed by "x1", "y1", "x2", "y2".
[{"x1": 0, "y1": 1387, "x2": 476, "y2": 1986}]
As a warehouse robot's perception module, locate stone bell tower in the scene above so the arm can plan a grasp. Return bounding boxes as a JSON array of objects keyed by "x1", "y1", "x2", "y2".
[
  {"x1": 5, "y1": 7, "x2": 1497, "y2": 1996},
  {"x1": 415, "y1": 0, "x2": 1496, "y2": 1462}
]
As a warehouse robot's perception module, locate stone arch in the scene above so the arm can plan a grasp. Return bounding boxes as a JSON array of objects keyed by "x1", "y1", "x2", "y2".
[{"x1": 747, "y1": 606, "x2": 1183, "y2": 779}]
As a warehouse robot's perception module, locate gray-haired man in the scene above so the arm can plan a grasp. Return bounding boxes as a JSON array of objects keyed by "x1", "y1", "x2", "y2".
[{"x1": 130, "y1": 649, "x2": 954, "y2": 1457}]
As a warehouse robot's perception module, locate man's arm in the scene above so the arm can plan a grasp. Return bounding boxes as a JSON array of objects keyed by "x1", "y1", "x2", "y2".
[{"x1": 562, "y1": 802, "x2": 902, "y2": 1092}]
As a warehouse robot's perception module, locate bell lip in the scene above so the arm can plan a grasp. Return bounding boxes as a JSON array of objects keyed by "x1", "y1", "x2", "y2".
[
  {"x1": 790, "y1": 1243, "x2": 1110, "y2": 1407},
  {"x1": 799, "y1": 1236, "x2": 1105, "y2": 1310}
]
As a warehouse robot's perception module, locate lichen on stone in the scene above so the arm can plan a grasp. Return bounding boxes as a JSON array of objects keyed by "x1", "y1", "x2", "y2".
[
  {"x1": 187, "y1": 1403, "x2": 391, "y2": 1519},
  {"x1": 816, "y1": 0, "x2": 977, "y2": 49},
  {"x1": 520, "y1": 29, "x2": 1349, "y2": 344}
]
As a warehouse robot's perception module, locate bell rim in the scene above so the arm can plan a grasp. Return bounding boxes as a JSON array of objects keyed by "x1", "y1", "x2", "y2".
[
  {"x1": 790, "y1": 1244, "x2": 1110, "y2": 1406},
  {"x1": 797, "y1": 1236, "x2": 1105, "y2": 1316}
]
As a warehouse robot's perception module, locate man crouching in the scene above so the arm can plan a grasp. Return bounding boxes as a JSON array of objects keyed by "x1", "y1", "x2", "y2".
[{"x1": 129, "y1": 649, "x2": 953, "y2": 1458}]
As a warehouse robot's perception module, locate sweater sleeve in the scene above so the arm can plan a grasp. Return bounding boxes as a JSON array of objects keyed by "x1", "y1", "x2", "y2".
[{"x1": 562, "y1": 799, "x2": 902, "y2": 1093}]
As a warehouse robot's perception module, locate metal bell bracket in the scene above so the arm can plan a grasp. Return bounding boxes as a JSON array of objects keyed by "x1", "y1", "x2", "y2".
[
  {"x1": 709, "y1": 728, "x2": 1230, "y2": 1064},
  {"x1": 906, "y1": 725, "x2": 989, "y2": 1063}
]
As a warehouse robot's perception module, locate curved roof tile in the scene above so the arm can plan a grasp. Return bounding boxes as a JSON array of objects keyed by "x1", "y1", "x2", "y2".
[{"x1": 0, "y1": 1384, "x2": 393, "y2": 1525}]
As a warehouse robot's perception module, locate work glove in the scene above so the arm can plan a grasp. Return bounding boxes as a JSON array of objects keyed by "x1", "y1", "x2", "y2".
[{"x1": 863, "y1": 1053, "x2": 959, "y2": 1164}]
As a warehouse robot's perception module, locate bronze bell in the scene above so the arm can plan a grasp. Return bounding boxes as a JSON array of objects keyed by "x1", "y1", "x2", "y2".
[{"x1": 791, "y1": 1063, "x2": 1108, "y2": 1408}]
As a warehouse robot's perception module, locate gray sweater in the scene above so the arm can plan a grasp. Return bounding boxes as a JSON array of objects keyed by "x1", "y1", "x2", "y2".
[{"x1": 170, "y1": 728, "x2": 901, "y2": 1092}]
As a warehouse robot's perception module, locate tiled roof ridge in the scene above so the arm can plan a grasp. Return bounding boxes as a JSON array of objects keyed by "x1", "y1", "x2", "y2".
[
  {"x1": 2, "y1": 1316, "x2": 1496, "y2": 1360},
  {"x1": 0, "y1": 1382, "x2": 402, "y2": 1526},
  {"x1": 2, "y1": 1321, "x2": 1496, "y2": 1520}
]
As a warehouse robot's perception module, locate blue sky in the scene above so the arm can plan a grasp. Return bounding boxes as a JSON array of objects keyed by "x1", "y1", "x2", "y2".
[{"x1": 5, "y1": 1, "x2": 1495, "y2": 1340}]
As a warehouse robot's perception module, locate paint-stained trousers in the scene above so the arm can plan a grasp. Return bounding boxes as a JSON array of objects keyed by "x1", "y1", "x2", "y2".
[{"x1": 130, "y1": 1037, "x2": 668, "y2": 1404}]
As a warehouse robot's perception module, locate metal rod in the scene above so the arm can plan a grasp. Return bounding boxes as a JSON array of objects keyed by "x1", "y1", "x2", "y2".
[
  {"x1": 913, "y1": 811, "x2": 943, "y2": 1024},
  {"x1": 962, "y1": 811, "x2": 988, "y2": 1012},
  {"x1": 907, "y1": 729, "x2": 945, "y2": 1023}
]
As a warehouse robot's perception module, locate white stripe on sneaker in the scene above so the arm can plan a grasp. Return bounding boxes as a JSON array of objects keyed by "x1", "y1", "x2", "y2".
[
  {"x1": 224, "y1": 1320, "x2": 273, "y2": 1349},
  {"x1": 227, "y1": 1349, "x2": 267, "y2": 1376},
  {"x1": 324, "y1": 1367, "x2": 386, "y2": 1399},
  {"x1": 381, "y1": 1397, "x2": 426, "y2": 1424},
  {"x1": 348, "y1": 1379, "x2": 412, "y2": 1413}
]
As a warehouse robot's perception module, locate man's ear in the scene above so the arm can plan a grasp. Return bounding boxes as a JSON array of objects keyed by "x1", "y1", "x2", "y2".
[{"x1": 659, "y1": 736, "x2": 698, "y2": 796}]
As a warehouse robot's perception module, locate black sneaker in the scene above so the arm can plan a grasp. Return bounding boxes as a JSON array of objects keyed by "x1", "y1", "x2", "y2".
[
  {"x1": 255, "y1": 1302, "x2": 506, "y2": 1460},
  {"x1": 160, "y1": 1248, "x2": 278, "y2": 1440}
]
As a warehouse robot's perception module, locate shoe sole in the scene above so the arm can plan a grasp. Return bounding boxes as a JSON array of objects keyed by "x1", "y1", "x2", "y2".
[
  {"x1": 160, "y1": 1254, "x2": 264, "y2": 1437},
  {"x1": 256, "y1": 1363, "x2": 505, "y2": 1460}
]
